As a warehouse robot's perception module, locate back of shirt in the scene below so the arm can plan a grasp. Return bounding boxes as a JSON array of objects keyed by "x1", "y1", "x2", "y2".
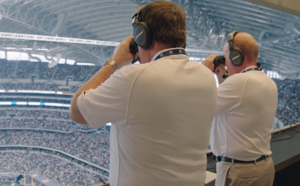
[
  {"x1": 210, "y1": 70, "x2": 278, "y2": 160},
  {"x1": 113, "y1": 55, "x2": 217, "y2": 186}
]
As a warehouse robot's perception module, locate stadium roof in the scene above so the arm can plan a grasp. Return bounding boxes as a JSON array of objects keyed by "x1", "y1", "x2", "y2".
[{"x1": 0, "y1": 0, "x2": 299, "y2": 78}]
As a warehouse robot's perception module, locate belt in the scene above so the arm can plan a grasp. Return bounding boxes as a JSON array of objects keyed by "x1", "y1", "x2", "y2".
[{"x1": 216, "y1": 155, "x2": 269, "y2": 164}]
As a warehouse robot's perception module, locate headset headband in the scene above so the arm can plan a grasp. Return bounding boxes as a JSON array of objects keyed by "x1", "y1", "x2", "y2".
[
  {"x1": 131, "y1": 5, "x2": 146, "y2": 26},
  {"x1": 227, "y1": 30, "x2": 239, "y2": 50}
]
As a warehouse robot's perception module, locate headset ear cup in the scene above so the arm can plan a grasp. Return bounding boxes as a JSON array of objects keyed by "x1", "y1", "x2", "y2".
[
  {"x1": 133, "y1": 22, "x2": 153, "y2": 50},
  {"x1": 229, "y1": 47, "x2": 244, "y2": 66}
]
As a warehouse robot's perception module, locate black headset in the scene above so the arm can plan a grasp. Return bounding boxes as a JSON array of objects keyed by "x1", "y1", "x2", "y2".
[
  {"x1": 131, "y1": 5, "x2": 154, "y2": 50},
  {"x1": 227, "y1": 30, "x2": 244, "y2": 66}
]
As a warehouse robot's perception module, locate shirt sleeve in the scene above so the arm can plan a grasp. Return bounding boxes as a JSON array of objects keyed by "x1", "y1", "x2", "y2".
[
  {"x1": 77, "y1": 69, "x2": 129, "y2": 129},
  {"x1": 216, "y1": 75, "x2": 247, "y2": 115}
]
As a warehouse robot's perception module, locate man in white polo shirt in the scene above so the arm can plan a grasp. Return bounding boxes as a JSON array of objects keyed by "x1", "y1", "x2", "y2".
[
  {"x1": 203, "y1": 31, "x2": 278, "y2": 186},
  {"x1": 69, "y1": 2, "x2": 217, "y2": 186}
]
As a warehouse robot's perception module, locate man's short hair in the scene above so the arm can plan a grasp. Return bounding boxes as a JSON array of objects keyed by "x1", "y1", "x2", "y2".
[{"x1": 138, "y1": 1, "x2": 186, "y2": 48}]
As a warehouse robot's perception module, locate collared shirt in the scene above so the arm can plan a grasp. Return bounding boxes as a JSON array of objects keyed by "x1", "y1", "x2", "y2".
[
  {"x1": 77, "y1": 48, "x2": 217, "y2": 186},
  {"x1": 240, "y1": 65, "x2": 261, "y2": 73},
  {"x1": 210, "y1": 67, "x2": 278, "y2": 161}
]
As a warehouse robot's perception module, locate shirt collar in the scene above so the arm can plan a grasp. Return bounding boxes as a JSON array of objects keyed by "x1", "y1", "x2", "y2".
[
  {"x1": 151, "y1": 47, "x2": 185, "y2": 61},
  {"x1": 239, "y1": 65, "x2": 257, "y2": 73}
]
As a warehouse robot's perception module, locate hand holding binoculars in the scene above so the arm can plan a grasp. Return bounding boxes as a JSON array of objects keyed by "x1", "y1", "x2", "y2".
[{"x1": 129, "y1": 40, "x2": 139, "y2": 64}]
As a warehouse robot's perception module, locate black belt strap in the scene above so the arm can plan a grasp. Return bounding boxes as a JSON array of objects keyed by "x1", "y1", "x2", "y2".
[{"x1": 216, "y1": 155, "x2": 269, "y2": 164}]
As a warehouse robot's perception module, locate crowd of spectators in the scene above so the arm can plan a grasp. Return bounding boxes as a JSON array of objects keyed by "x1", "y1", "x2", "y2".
[
  {"x1": 0, "y1": 108, "x2": 100, "y2": 132},
  {"x1": 0, "y1": 150, "x2": 107, "y2": 186},
  {"x1": 1, "y1": 82, "x2": 81, "y2": 93},
  {"x1": 0, "y1": 131, "x2": 110, "y2": 169},
  {"x1": 0, "y1": 60, "x2": 15, "y2": 79},
  {"x1": 0, "y1": 109, "x2": 71, "y2": 119},
  {"x1": 0, "y1": 118, "x2": 11, "y2": 128},
  {"x1": 2, "y1": 82, "x2": 59, "y2": 91},
  {"x1": 0, "y1": 59, "x2": 101, "y2": 82},
  {"x1": 15, "y1": 60, "x2": 37, "y2": 79},
  {"x1": 0, "y1": 117, "x2": 76, "y2": 132},
  {"x1": 0, "y1": 109, "x2": 82, "y2": 131},
  {"x1": 273, "y1": 78, "x2": 300, "y2": 126},
  {"x1": 12, "y1": 118, "x2": 41, "y2": 129},
  {"x1": 0, "y1": 151, "x2": 24, "y2": 172}
]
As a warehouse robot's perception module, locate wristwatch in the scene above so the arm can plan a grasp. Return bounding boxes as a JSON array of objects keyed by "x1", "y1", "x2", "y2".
[{"x1": 104, "y1": 58, "x2": 118, "y2": 70}]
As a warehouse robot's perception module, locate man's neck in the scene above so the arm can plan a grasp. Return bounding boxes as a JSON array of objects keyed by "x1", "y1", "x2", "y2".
[
  {"x1": 149, "y1": 42, "x2": 174, "y2": 61},
  {"x1": 233, "y1": 62, "x2": 257, "y2": 74}
]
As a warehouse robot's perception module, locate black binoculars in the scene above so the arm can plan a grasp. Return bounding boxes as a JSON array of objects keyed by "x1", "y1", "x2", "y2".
[
  {"x1": 213, "y1": 55, "x2": 225, "y2": 73},
  {"x1": 129, "y1": 41, "x2": 139, "y2": 64},
  {"x1": 213, "y1": 55, "x2": 225, "y2": 68},
  {"x1": 213, "y1": 55, "x2": 229, "y2": 78}
]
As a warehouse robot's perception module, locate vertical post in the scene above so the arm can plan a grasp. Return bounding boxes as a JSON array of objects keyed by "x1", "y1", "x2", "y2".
[{"x1": 24, "y1": 172, "x2": 26, "y2": 186}]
